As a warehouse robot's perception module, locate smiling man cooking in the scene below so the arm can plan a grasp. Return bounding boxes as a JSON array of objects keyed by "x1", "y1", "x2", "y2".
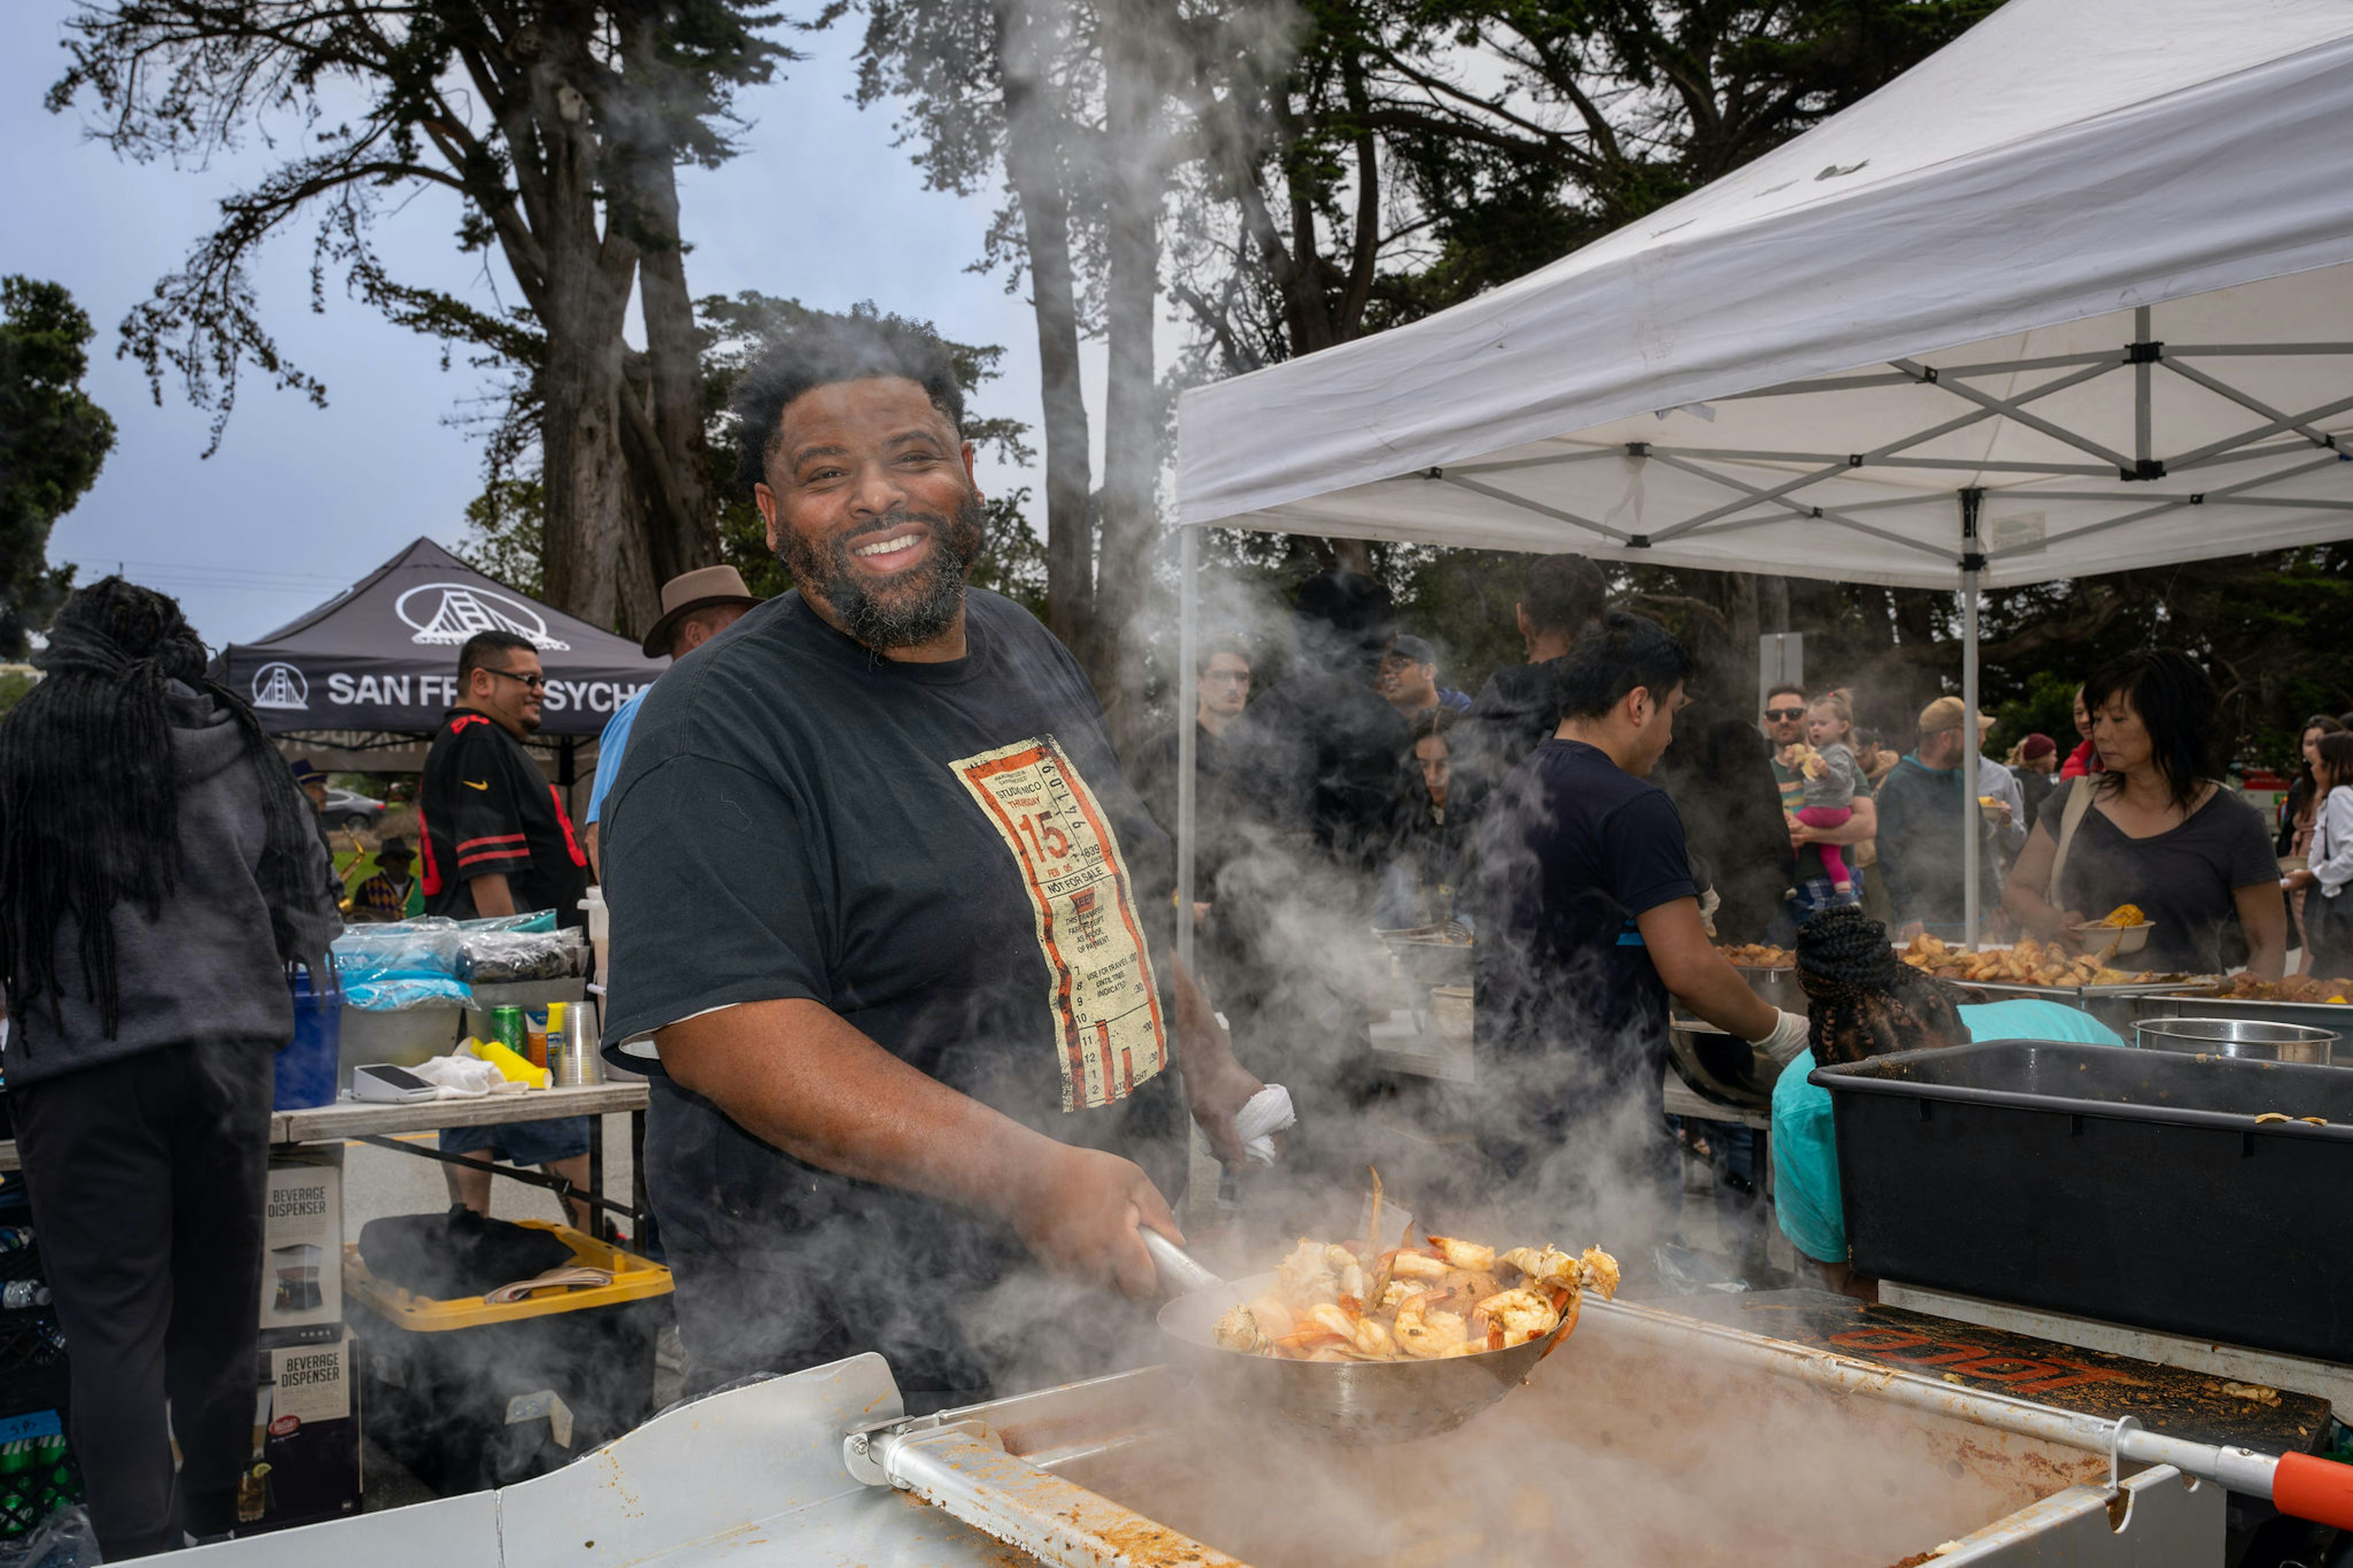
[{"x1": 597, "y1": 316, "x2": 1262, "y2": 1409}]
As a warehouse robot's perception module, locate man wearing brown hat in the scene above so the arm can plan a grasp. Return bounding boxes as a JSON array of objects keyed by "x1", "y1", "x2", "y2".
[
  {"x1": 584, "y1": 566, "x2": 762, "y2": 874},
  {"x1": 1874, "y1": 695, "x2": 2005, "y2": 940}
]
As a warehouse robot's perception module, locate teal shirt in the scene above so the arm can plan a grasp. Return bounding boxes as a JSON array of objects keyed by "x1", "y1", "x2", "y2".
[{"x1": 1771, "y1": 1000, "x2": 2124, "y2": 1266}]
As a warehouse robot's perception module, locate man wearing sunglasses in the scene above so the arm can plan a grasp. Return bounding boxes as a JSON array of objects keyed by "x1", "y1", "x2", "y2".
[
  {"x1": 420, "y1": 630, "x2": 588, "y2": 926},
  {"x1": 1762, "y1": 683, "x2": 1876, "y2": 930},
  {"x1": 419, "y1": 629, "x2": 597, "y2": 1227}
]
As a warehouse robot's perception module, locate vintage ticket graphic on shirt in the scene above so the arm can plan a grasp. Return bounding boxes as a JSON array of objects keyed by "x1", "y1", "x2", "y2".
[{"x1": 952, "y1": 735, "x2": 1168, "y2": 1110}]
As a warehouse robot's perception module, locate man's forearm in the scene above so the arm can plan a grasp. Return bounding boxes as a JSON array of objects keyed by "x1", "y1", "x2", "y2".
[
  {"x1": 469, "y1": 873, "x2": 518, "y2": 917},
  {"x1": 658, "y1": 998, "x2": 1059, "y2": 1221},
  {"x1": 1638, "y1": 899, "x2": 1776, "y2": 1041},
  {"x1": 1812, "y1": 798, "x2": 1878, "y2": 846}
]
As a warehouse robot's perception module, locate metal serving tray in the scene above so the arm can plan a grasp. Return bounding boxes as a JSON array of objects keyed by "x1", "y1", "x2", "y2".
[{"x1": 2134, "y1": 988, "x2": 2353, "y2": 1042}]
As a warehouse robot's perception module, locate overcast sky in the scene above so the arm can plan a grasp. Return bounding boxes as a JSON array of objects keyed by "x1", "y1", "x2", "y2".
[{"x1": 1, "y1": 6, "x2": 1051, "y2": 648}]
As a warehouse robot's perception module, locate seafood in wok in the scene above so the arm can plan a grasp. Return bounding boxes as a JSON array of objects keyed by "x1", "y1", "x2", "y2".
[{"x1": 1214, "y1": 1236, "x2": 1618, "y2": 1363}]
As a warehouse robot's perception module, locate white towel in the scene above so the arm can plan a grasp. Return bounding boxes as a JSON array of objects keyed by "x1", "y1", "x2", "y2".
[
  {"x1": 407, "y1": 1054, "x2": 521, "y2": 1099},
  {"x1": 1233, "y1": 1083, "x2": 1297, "y2": 1167}
]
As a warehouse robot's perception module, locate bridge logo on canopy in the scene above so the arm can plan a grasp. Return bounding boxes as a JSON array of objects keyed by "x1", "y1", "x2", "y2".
[
  {"x1": 251, "y1": 662, "x2": 309, "y2": 711},
  {"x1": 393, "y1": 583, "x2": 570, "y2": 651}
]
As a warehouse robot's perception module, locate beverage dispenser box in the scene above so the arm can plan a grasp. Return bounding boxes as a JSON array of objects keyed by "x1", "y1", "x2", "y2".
[
  {"x1": 259, "y1": 1156, "x2": 342, "y2": 1344},
  {"x1": 242, "y1": 1330, "x2": 360, "y2": 1532}
]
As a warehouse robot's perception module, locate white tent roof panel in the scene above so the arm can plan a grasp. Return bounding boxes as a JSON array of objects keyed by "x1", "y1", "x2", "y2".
[{"x1": 1176, "y1": 0, "x2": 2353, "y2": 588}]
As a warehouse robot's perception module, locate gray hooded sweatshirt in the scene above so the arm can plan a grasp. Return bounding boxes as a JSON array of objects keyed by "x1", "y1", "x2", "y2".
[{"x1": 7, "y1": 683, "x2": 343, "y2": 1085}]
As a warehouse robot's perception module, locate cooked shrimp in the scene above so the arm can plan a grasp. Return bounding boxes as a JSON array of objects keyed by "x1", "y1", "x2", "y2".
[
  {"x1": 1577, "y1": 1246, "x2": 1621, "y2": 1301},
  {"x1": 1393, "y1": 1299, "x2": 1470, "y2": 1358},
  {"x1": 1305, "y1": 1301, "x2": 1393, "y2": 1358},
  {"x1": 1499, "y1": 1245, "x2": 1575, "y2": 1292},
  {"x1": 1245, "y1": 1293, "x2": 1297, "y2": 1339},
  {"x1": 1428, "y1": 1235, "x2": 1496, "y2": 1271},
  {"x1": 1475, "y1": 1286, "x2": 1563, "y2": 1349},
  {"x1": 1389, "y1": 1249, "x2": 1450, "y2": 1281},
  {"x1": 1377, "y1": 1278, "x2": 1430, "y2": 1312}
]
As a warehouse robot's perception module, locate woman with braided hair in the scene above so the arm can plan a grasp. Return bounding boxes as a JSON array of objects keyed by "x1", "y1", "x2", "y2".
[
  {"x1": 1770, "y1": 907, "x2": 2123, "y2": 1300},
  {"x1": 0, "y1": 578, "x2": 340, "y2": 1558}
]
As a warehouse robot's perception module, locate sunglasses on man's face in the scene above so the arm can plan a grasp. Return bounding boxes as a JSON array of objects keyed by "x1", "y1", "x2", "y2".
[
  {"x1": 1764, "y1": 706, "x2": 1807, "y2": 721},
  {"x1": 484, "y1": 666, "x2": 547, "y2": 694}
]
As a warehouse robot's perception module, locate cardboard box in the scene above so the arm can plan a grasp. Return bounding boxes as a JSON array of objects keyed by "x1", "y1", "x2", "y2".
[
  {"x1": 259, "y1": 1157, "x2": 341, "y2": 1343},
  {"x1": 241, "y1": 1330, "x2": 360, "y2": 1532}
]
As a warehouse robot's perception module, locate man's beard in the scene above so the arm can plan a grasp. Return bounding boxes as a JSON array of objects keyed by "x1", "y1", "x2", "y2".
[{"x1": 778, "y1": 490, "x2": 987, "y2": 651}]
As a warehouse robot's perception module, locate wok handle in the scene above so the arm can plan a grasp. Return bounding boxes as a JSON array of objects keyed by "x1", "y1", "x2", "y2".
[
  {"x1": 2273, "y1": 1453, "x2": 2353, "y2": 1532},
  {"x1": 1139, "y1": 1228, "x2": 1224, "y2": 1297}
]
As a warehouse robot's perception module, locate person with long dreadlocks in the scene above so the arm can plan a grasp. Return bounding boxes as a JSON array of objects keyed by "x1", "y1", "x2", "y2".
[
  {"x1": 0, "y1": 578, "x2": 341, "y2": 1558},
  {"x1": 1769, "y1": 906, "x2": 2121, "y2": 1301}
]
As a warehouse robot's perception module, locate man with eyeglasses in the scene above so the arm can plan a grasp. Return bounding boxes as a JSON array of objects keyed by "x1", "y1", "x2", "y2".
[
  {"x1": 420, "y1": 628, "x2": 597, "y2": 1227},
  {"x1": 1762, "y1": 683, "x2": 1876, "y2": 931}
]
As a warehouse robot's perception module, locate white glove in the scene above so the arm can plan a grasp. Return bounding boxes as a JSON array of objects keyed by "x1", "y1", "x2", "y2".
[
  {"x1": 1749, "y1": 1009, "x2": 1811, "y2": 1066},
  {"x1": 1232, "y1": 1083, "x2": 1297, "y2": 1167}
]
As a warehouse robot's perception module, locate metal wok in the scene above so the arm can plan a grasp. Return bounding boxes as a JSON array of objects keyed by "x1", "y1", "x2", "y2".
[{"x1": 1143, "y1": 1232, "x2": 1577, "y2": 1445}]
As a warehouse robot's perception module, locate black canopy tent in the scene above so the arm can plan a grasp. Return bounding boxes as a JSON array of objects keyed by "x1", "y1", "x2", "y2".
[{"x1": 218, "y1": 537, "x2": 668, "y2": 786}]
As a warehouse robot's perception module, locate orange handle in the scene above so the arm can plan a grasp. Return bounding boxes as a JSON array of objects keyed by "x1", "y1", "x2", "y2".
[{"x1": 2273, "y1": 1453, "x2": 2353, "y2": 1531}]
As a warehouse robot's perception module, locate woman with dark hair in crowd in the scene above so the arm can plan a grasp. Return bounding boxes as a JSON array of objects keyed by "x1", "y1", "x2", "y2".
[
  {"x1": 2285, "y1": 732, "x2": 2353, "y2": 979},
  {"x1": 1771, "y1": 909, "x2": 2123, "y2": 1300},
  {"x1": 0, "y1": 579, "x2": 342, "y2": 1558},
  {"x1": 2006, "y1": 733, "x2": 2060, "y2": 845},
  {"x1": 2279, "y1": 715, "x2": 2346, "y2": 972},
  {"x1": 1374, "y1": 708, "x2": 1477, "y2": 930},
  {"x1": 2005, "y1": 650, "x2": 2284, "y2": 977},
  {"x1": 2059, "y1": 686, "x2": 2103, "y2": 779}
]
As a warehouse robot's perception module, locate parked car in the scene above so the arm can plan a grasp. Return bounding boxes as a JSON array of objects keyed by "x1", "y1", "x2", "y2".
[{"x1": 320, "y1": 786, "x2": 385, "y2": 830}]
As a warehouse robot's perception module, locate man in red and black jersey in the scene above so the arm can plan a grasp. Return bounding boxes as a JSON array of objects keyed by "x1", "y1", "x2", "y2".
[
  {"x1": 419, "y1": 630, "x2": 596, "y2": 1228},
  {"x1": 420, "y1": 631, "x2": 590, "y2": 925}
]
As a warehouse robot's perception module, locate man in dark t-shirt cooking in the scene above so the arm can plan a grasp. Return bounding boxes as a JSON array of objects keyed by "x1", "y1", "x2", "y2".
[
  {"x1": 598, "y1": 314, "x2": 1261, "y2": 1407},
  {"x1": 1474, "y1": 613, "x2": 1807, "y2": 1240}
]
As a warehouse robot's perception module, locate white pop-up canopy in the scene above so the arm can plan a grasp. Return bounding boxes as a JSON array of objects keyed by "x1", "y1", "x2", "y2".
[{"x1": 1169, "y1": 0, "x2": 2353, "y2": 949}]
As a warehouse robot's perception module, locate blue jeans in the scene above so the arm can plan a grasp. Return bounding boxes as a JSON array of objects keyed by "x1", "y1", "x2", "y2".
[{"x1": 1770, "y1": 870, "x2": 1864, "y2": 944}]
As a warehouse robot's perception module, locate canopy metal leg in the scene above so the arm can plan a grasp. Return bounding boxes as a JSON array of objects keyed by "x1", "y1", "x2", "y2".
[
  {"x1": 1960, "y1": 490, "x2": 1984, "y2": 950},
  {"x1": 1176, "y1": 525, "x2": 1199, "y2": 974}
]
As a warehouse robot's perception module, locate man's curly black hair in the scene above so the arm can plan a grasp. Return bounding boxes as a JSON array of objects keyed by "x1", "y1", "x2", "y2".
[{"x1": 729, "y1": 312, "x2": 966, "y2": 496}]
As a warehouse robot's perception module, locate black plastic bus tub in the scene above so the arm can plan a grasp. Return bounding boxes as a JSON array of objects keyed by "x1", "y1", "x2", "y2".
[{"x1": 1811, "y1": 1039, "x2": 2353, "y2": 1363}]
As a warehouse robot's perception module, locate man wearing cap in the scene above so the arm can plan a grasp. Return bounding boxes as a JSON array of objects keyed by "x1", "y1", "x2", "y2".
[
  {"x1": 349, "y1": 836, "x2": 422, "y2": 922},
  {"x1": 584, "y1": 566, "x2": 762, "y2": 875},
  {"x1": 1378, "y1": 635, "x2": 1471, "y2": 719},
  {"x1": 1874, "y1": 696, "x2": 2005, "y2": 941}
]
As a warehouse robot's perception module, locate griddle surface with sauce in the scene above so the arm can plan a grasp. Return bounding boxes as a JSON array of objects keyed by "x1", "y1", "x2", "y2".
[{"x1": 1659, "y1": 1289, "x2": 2328, "y2": 1453}]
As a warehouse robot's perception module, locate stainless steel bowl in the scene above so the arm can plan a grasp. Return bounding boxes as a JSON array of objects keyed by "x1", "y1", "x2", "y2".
[
  {"x1": 1733, "y1": 964, "x2": 1803, "y2": 1012},
  {"x1": 2135, "y1": 1016, "x2": 2337, "y2": 1065},
  {"x1": 1667, "y1": 1019, "x2": 1786, "y2": 1109},
  {"x1": 1155, "y1": 1267, "x2": 1578, "y2": 1444}
]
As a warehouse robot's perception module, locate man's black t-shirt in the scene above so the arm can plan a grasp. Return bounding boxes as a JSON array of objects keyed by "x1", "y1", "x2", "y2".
[
  {"x1": 598, "y1": 589, "x2": 1183, "y2": 1398},
  {"x1": 1474, "y1": 740, "x2": 1698, "y2": 1087},
  {"x1": 419, "y1": 709, "x2": 589, "y2": 927}
]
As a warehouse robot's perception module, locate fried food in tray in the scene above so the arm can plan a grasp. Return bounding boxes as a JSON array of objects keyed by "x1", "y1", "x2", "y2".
[
  {"x1": 1214, "y1": 1237, "x2": 1619, "y2": 1363},
  {"x1": 2189, "y1": 973, "x2": 2353, "y2": 1006},
  {"x1": 1718, "y1": 943, "x2": 1794, "y2": 969},
  {"x1": 1898, "y1": 933, "x2": 2135, "y2": 988}
]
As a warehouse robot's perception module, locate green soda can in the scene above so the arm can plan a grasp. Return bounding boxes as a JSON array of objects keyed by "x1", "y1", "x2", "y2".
[{"x1": 490, "y1": 1005, "x2": 526, "y2": 1053}]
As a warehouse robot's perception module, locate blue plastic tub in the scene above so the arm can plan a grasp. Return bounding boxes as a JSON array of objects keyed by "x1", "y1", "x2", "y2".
[{"x1": 276, "y1": 969, "x2": 342, "y2": 1110}]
